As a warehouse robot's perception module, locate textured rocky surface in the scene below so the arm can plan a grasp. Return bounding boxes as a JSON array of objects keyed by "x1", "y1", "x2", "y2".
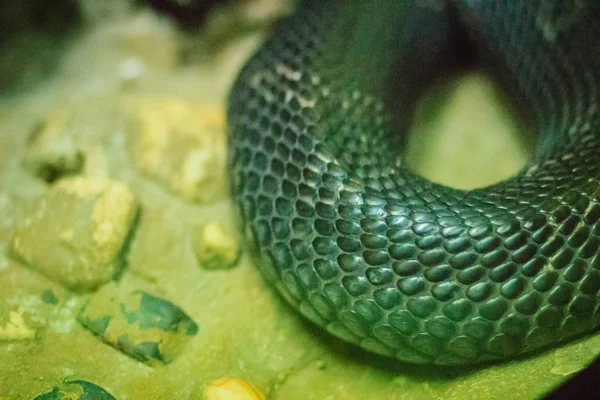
[
  {"x1": 194, "y1": 221, "x2": 242, "y2": 270},
  {"x1": 78, "y1": 283, "x2": 198, "y2": 366},
  {"x1": 0, "y1": 1, "x2": 597, "y2": 399},
  {"x1": 204, "y1": 377, "x2": 267, "y2": 400},
  {"x1": 11, "y1": 177, "x2": 139, "y2": 290},
  {"x1": 129, "y1": 98, "x2": 227, "y2": 203}
]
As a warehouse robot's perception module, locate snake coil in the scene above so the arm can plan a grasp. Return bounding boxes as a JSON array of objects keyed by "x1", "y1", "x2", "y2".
[{"x1": 227, "y1": 0, "x2": 600, "y2": 365}]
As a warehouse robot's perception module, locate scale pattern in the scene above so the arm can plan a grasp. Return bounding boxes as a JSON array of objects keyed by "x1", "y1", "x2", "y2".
[{"x1": 227, "y1": 0, "x2": 600, "y2": 364}]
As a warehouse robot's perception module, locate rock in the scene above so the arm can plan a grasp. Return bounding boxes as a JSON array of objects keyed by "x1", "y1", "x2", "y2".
[
  {"x1": 129, "y1": 98, "x2": 226, "y2": 203},
  {"x1": 0, "y1": 309, "x2": 36, "y2": 341},
  {"x1": 23, "y1": 106, "x2": 115, "y2": 182},
  {"x1": 23, "y1": 108, "x2": 86, "y2": 183},
  {"x1": 193, "y1": 221, "x2": 241, "y2": 270},
  {"x1": 10, "y1": 177, "x2": 139, "y2": 291},
  {"x1": 77, "y1": 283, "x2": 198, "y2": 366},
  {"x1": 33, "y1": 380, "x2": 116, "y2": 400},
  {"x1": 204, "y1": 377, "x2": 266, "y2": 400}
]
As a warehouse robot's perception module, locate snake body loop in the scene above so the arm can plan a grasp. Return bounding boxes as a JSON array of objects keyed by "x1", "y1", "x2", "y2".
[{"x1": 227, "y1": 0, "x2": 600, "y2": 365}]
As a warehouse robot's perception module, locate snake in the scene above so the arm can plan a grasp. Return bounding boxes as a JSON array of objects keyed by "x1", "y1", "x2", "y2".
[{"x1": 226, "y1": 0, "x2": 600, "y2": 365}]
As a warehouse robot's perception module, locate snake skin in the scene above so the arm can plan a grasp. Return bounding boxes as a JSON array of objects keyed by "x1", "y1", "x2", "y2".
[{"x1": 227, "y1": 0, "x2": 600, "y2": 365}]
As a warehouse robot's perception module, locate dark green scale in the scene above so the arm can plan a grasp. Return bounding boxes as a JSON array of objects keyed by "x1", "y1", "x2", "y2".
[{"x1": 227, "y1": 0, "x2": 600, "y2": 364}]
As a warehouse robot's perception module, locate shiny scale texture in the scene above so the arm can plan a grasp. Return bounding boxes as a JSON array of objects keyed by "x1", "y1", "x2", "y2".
[{"x1": 227, "y1": 0, "x2": 600, "y2": 365}]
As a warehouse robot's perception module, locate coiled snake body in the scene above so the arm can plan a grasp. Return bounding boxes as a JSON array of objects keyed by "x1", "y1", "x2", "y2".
[{"x1": 227, "y1": 0, "x2": 600, "y2": 365}]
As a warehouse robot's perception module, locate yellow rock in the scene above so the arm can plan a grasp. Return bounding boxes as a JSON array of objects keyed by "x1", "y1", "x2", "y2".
[
  {"x1": 23, "y1": 108, "x2": 85, "y2": 183},
  {"x1": 10, "y1": 177, "x2": 138, "y2": 290},
  {"x1": 194, "y1": 222, "x2": 241, "y2": 270},
  {"x1": 0, "y1": 309, "x2": 36, "y2": 340},
  {"x1": 130, "y1": 97, "x2": 226, "y2": 203},
  {"x1": 91, "y1": 180, "x2": 138, "y2": 265},
  {"x1": 204, "y1": 378, "x2": 266, "y2": 400}
]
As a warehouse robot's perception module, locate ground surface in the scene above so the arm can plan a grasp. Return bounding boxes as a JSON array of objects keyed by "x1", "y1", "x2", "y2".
[{"x1": 0, "y1": 2, "x2": 598, "y2": 399}]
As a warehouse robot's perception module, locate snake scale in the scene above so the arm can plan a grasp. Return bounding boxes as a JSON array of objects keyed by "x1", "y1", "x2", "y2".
[{"x1": 227, "y1": 0, "x2": 600, "y2": 365}]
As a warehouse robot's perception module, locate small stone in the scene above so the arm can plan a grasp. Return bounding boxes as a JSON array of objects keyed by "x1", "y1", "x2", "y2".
[
  {"x1": 0, "y1": 309, "x2": 36, "y2": 340},
  {"x1": 194, "y1": 221, "x2": 241, "y2": 270},
  {"x1": 33, "y1": 379, "x2": 115, "y2": 400},
  {"x1": 129, "y1": 98, "x2": 227, "y2": 203},
  {"x1": 10, "y1": 177, "x2": 138, "y2": 291},
  {"x1": 23, "y1": 108, "x2": 85, "y2": 183},
  {"x1": 22, "y1": 105, "x2": 113, "y2": 180},
  {"x1": 77, "y1": 283, "x2": 198, "y2": 366},
  {"x1": 204, "y1": 377, "x2": 266, "y2": 400}
]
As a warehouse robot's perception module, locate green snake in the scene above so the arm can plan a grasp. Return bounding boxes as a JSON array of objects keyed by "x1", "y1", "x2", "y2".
[{"x1": 226, "y1": 0, "x2": 600, "y2": 365}]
